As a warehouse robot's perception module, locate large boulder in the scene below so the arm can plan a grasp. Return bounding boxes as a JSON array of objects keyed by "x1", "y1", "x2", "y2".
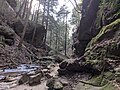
[
  {"x1": 58, "y1": 58, "x2": 101, "y2": 75},
  {"x1": 0, "y1": 25, "x2": 15, "y2": 45},
  {"x1": 12, "y1": 20, "x2": 46, "y2": 47}
]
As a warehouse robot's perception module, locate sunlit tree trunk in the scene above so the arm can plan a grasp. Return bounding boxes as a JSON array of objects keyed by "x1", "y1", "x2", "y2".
[{"x1": 31, "y1": 2, "x2": 41, "y2": 44}]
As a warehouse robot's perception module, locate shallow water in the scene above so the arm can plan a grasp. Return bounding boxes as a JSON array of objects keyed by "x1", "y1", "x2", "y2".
[{"x1": 0, "y1": 64, "x2": 40, "y2": 76}]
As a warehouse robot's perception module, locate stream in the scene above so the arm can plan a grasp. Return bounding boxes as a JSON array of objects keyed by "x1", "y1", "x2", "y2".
[{"x1": 0, "y1": 63, "x2": 60, "y2": 90}]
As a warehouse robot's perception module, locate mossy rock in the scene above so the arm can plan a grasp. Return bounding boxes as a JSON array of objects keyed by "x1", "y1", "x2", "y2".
[
  {"x1": 87, "y1": 19, "x2": 120, "y2": 48},
  {"x1": 86, "y1": 72, "x2": 115, "y2": 87},
  {"x1": 88, "y1": 75, "x2": 108, "y2": 87},
  {"x1": 100, "y1": 82, "x2": 118, "y2": 90}
]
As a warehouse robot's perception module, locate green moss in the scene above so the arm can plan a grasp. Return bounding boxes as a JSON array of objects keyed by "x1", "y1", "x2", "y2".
[
  {"x1": 104, "y1": 72, "x2": 115, "y2": 80},
  {"x1": 89, "y1": 75, "x2": 108, "y2": 86},
  {"x1": 100, "y1": 82, "x2": 118, "y2": 90},
  {"x1": 89, "y1": 19, "x2": 120, "y2": 47},
  {"x1": 85, "y1": 72, "x2": 115, "y2": 87}
]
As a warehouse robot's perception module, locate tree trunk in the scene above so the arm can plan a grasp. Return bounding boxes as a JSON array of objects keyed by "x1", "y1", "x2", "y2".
[
  {"x1": 42, "y1": 0, "x2": 46, "y2": 25},
  {"x1": 18, "y1": 0, "x2": 33, "y2": 48},
  {"x1": 21, "y1": 0, "x2": 28, "y2": 19},
  {"x1": 31, "y1": 2, "x2": 41, "y2": 44},
  {"x1": 43, "y1": 0, "x2": 50, "y2": 44},
  {"x1": 64, "y1": 14, "x2": 67, "y2": 56},
  {"x1": 16, "y1": 0, "x2": 26, "y2": 18}
]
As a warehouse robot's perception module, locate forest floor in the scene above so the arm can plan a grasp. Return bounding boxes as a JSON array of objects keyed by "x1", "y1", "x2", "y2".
[
  {"x1": 0, "y1": 63, "x2": 96, "y2": 90},
  {"x1": 0, "y1": 30, "x2": 119, "y2": 90}
]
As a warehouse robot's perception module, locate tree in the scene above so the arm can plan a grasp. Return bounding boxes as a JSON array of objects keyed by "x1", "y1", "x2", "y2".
[
  {"x1": 40, "y1": 0, "x2": 58, "y2": 44},
  {"x1": 31, "y1": 1, "x2": 41, "y2": 44},
  {"x1": 18, "y1": 0, "x2": 33, "y2": 48},
  {"x1": 70, "y1": 3, "x2": 82, "y2": 27}
]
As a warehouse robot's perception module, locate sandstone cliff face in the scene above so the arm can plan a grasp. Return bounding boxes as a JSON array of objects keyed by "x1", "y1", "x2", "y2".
[
  {"x1": 74, "y1": 0, "x2": 120, "y2": 60},
  {"x1": 85, "y1": 0, "x2": 120, "y2": 64},
  {"x1": 72, "y1": 0, "x2": 120, "y2": 72},
  {"x1": 73, "y1": 0, "x2": 100, "y2": 57},
  {"x1": 59, "y1": 1, "x2": 120, "y2": 87}
]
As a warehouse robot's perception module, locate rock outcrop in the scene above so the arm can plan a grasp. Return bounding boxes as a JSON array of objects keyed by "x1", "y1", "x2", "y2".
[
  {"x1": 60, "y1": 0, "x2": 120, "y2": 86},
  {"x1": 73, "y1": 0, "x2": 100, "y2": 57},
  {"x1": 0, "y1": 0, "x2": 46, "y2": 48},
  {"x1": 12, "y1": 21, "x2": 46, "y2": 47},
  {"x1": 0, "y1": 0, "x2": 47, "y2": 67},
  {"x1": 72, "y1": 0, "x2": 120, "y2": 70}
]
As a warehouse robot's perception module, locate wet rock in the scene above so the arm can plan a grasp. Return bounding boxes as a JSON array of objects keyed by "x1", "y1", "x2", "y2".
[
  {"x1": 19, "y1": 72, "x2": 43, "y2": 86},
  {"x1": 58, "y1": 59, "x2": 101, "y2": 75},
  {"x1": 18, "y1": 73, "x2": 30, "y2": 85},
  {"x1": 29, "y1": 73, "x2": 42, "y2": 86}
]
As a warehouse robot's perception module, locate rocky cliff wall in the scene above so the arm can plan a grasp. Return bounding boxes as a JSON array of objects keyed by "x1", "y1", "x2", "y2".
[
  {"x1": 0, "y1": 0, "x2": 46, "y2": 48},
  {"x1": 71, "y1": 0, "x2": 120, "y2": 72},
  {"x1": 73, "y1": 0, "x2": 100, "y2": 57},
  {"x1": 73, "y1": 0, "x2": 120, "y2": 59},
  {"x1": 0, "y1": 0, "x2": 47, "y2": 67}
]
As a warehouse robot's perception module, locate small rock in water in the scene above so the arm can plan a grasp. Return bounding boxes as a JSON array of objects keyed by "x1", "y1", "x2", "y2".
[
  {"x1": 18, "y1": 73, "x2": 30, "y2": 85},
  {"x1": 29, "y1": 73, "x2": 42, "y2": 86}
]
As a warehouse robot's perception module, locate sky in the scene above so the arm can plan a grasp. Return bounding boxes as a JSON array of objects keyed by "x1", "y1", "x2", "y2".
[
  {"x1": 31, "y1": 0, "x2": 80, "y2": 36},
  {"x1": 32, "y1": 0, "x2": 79, "y2": 14}
]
